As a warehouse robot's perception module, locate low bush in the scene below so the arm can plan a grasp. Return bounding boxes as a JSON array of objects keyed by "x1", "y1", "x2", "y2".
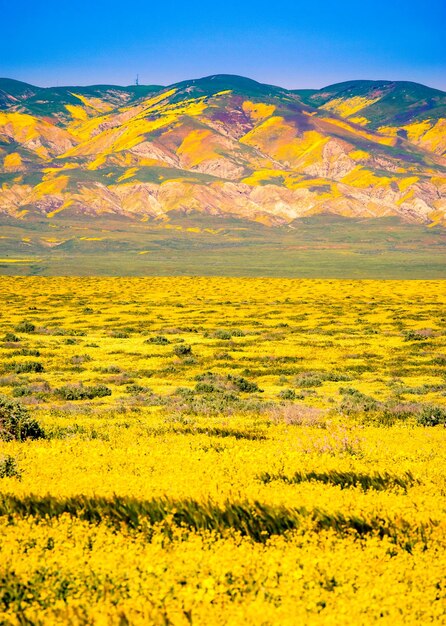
[
  {"x1": 99, "y1": 365, "x2": 121, "y2": 374},
  {"x1": 145, "y1": 335, "x2": 170, "y2": 345},
  {"x1": 169, "y1": 375, "x2": 268, "y2": 416},
  {"x1": 70, "y1": 354, "x2": 92, "y2": 365},
  {"x1": 0, "y1": 395, "x2": 45, "y2": 441},
  {"x1": 404, "y1": 330, "x2": 431, "y2": 342},
  {"x1": 278, "y1": 388, "x2": 297, "y2": 400},
  {"x1": 227, "y1": 374, "x2": 261, "y2": 393},
  {"x1": 125, "y1": 384, "x2": 150, "y2": 394},
  {"x1": 0, "y1": 455, "x2": 21, "y2": 479},
  {"x1": 169, "y1": 391, "x2": 268, "y2": 417},
  {"x1": 173, "y1": 344, "x2": 192, "y2": 357},
  {"x1": 86, "y1": 385, "x2": 112, "y2": 398},
  {"x1": 339, "y1": 387, "x2": 379, "y2": 414},
  {"x1": 54, "y1": 384, "x2": 112, "y2": 401},
  {"x1": 296, "y1": 372, "x2": 324, "y2": 388},
  {"x1": 194, "y1": 372, "x2": 262, "y2": 394},
  {"x1": 2, "y1": 332, "x2": 20, "y2": 343},
  {"x1": 213, "y1": 330, "x2": 233, "y2": 340},
  {"x1": 13, "y1": 348, "x2": 41, "y2": 357},
  {"x1": 14, "y1": 320, "x2": 35, "y2": 333},
  {"x1": 417, "y1": 406, "x2": 446, "y2": 427},
  {"x1": 11, "y1": 382, "x2": 51, "y2": 400},
  {"x1": 11, "y1": 386, "x2": 32, "y2": 397},
  {"x1": 109, "y1": 331, "x2": 129, "y2": 339},
  {"x1": 12, "y1": 361, "x2": 44, "y2": 374},
  {"x1": 296, "y1": 371, "x2": 352, "y2": 388}
]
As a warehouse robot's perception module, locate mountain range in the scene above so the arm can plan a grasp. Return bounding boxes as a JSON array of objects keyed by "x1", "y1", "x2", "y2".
[
  {"x1": 1, "y1": 74, "x2": 445, "y2": 226},
  {"x1": 0, "y1": 74, "x2": 445, "y2": 277}
]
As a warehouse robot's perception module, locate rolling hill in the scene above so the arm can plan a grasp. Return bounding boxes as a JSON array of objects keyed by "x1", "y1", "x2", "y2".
[{"x1": 0, "y1": 74, "x2": 445, "y2": 276}]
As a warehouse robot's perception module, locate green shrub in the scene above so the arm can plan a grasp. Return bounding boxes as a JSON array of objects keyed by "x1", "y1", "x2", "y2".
[
  {"x1": 339, "y1": 387, "x2": 379, "y2": 414},
  {"x1": 231, "y1": 329, "x2": 245, "y2": 337},
  {"x1": 110, "y1": 331, "x2": 129, "y2": 339},
  {"x1": 14, "y1": 348, "x2": 40, "y2": 357},
  {"x1": 431, "y1": 355, "x2": 446, "y2": 366},
  {"x1": 145, "y1": 335, "x2": 170, "y2": 345},
  {"x1": 0, "y1": 395, "x2": 45, "y2": 441},
  {"x1": 2, "y1": 332, "x2": 19, "y2": 343},
  {"x1": 227, "y1": 374, "x2": 261, "y2": 393},
  {"x1": 99, "y1": 365, "x2": 121, "y2": 374},
  {"x1": 12, "y1": 361, "x2": 44, "y2": 374},
  {"x1": 14, "y1": 320, "x2": 35, "y2": 333},
  {"x1": 54, "y1": 384, "x2": 112, "y2": 401},
  {"x1": 173, "y1": 344, "x2": 192, "y2": 357},
  {"x1": 169, "y1": 390, "x2": 268, "y2": 417},
  {"x1": 70, "y1": 354, "x2": 92, "y2": 365},
  {"x1": 295, "y1": 372, "x2": 324, "y2": 388},
  {"x1": 12, "y1": 386, "x2": 32, "y2": 397},
  {"x1": 294, "y1": 371, "x2": 352, "y2": 387},
  {"x1": 83, "y1": 384, "x2": 112, "y2": 399},
  {"x1": 404, "y1": 330, "x2": 430, "y2": 342},
  {"x1": 417, "y1": 406, "x2": 446, "y2": 427},
  {"x1": 194, "y1": 373, "x2": 224, "y2": 394},
  {"x1": 194, "y1": 372, "x2": 261, "y2": 394},
  {"x1": 11, "y1": 382, "x2": 50, "y2": 400},
  {"x1": 195, "y1": 371, "x2": 218, "y2": 382},
  {"x1": 278, "y1": 388, "x2": 297, "y2": 400},
  {"x1": 125, "y1": 384, "x2": 149, "y2": 394},
  {"x1": 379, "y1": 403, "x2": 420, "y2": 426},
  {"x1": 325, "y1": 372, "x2": 353, "y2": 382},
  {"x1": 0, "y1": 455, "x2": 21, "y2": 479},
  {"x1": 181, "y1": 357, "x2": 197, "y2": 366},
  {"x1": 195, "y1": 382, "x2": 217, "y2": 393},
  {"x1": 213, "y1": 330, "x2": 232, "y2": 340}
]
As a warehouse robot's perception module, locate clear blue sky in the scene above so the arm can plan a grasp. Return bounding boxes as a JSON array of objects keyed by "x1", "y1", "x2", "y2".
[{"x1": 2, "y1": 0, "x2": 445, "y2": 90}]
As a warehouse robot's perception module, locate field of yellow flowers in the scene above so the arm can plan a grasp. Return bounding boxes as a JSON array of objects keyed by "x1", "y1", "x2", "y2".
[{"x1": 0, "y1": 277, "x2": 446, "y2": 625}]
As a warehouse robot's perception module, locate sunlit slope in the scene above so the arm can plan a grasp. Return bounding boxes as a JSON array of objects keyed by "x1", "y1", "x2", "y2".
[
  {"x1": 0, "y1": 75, "x2": 445, "y2": 225},
  {"x1": 296, "y1": 80, "x2": 446, "y2": 156}
]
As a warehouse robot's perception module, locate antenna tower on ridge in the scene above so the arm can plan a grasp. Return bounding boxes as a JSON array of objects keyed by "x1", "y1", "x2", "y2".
[{"x1": 135, "y1": 74, "x2": 139, "y2": 86}]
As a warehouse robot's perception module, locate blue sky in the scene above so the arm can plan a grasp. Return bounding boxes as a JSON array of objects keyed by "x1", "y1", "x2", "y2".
[{"x1": 2, "y1": 0, "x2": 445, "y2": 89}]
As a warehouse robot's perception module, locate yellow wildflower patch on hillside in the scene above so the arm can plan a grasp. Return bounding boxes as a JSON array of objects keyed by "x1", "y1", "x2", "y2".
[
  {"x1": 117, "y1": 167, "x2": 139, "y2": 182},
  {"x1": 0, "y1": 111, "x2": 40, "y2": 142},
  {"x1": 349, "y1": 149, "x2": 370, "y2": 161},
  {"x1": 320, "y1": 117, "x2": 396, "y2": 146},
  {"x1": 241, "y1": 117, "x2": 329, "y2": 167},
  {"x1": 71, "y1": 93, "x2": 114, "y2": 113},
  {"x1": 321, "y1": 95, "x2": 381, "y2": 118},
  {"x1": 3, "y1": 152, "x2": 22, "y2": 171},
  {"x1": 46, "y1": 199, "x2": 74, "y2": 218},
  {"x1": 65, "y1": 104, "x2": 89, "y2": 121},
  {"x1": 378, "y1": 119, "x2": 446, "y2": 156},
  {"x1": 242, "y1": 100, "x2": 276, "y2": 121},
  {"x1": 348, "y1": 115, "x2": 370, "y2": 125},
  {"x1": 31, "y1": 174, "x2": 69, "y2": 198},
  {"x1": 177, "y1": 129, "x2": 219, "y2": 168},
  {"x1": 342, "y1": 166, "x2": 394, "y2": 188}
]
